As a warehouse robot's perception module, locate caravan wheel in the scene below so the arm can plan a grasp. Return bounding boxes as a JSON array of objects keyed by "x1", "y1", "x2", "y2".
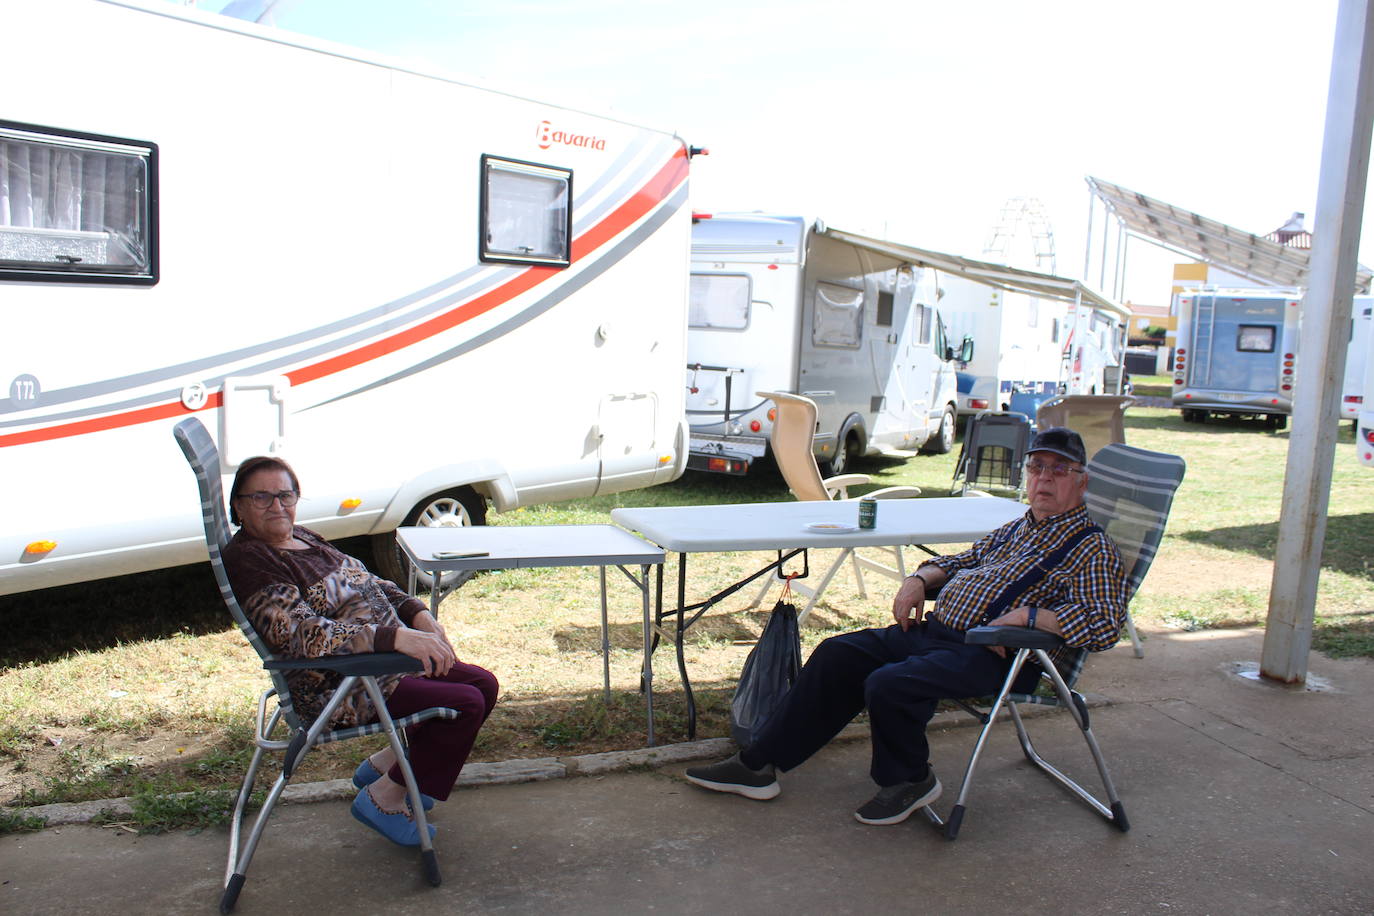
[
  {"x1": 372, "y1": 487, "x2": 488, "y2": 592},
  {"x1": 922, "y1": 404, "x2": 956, "y2": 455}
]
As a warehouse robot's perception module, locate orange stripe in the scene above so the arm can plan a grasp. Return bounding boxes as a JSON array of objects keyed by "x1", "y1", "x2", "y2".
[{"x1": 2, "y1": 148, "x2": 689, "y2": 449}]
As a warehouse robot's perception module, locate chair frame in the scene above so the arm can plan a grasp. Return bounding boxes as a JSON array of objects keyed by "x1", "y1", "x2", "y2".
[
  {"x1": 746, "y1": 391, "x2": 920, "y2": 623},
  {"x1": 174, "y1": 417, "x2": 456, "y2": 913},
  {"x1": 923, "y1": 442, "x2": 1185, "y2": 840}
]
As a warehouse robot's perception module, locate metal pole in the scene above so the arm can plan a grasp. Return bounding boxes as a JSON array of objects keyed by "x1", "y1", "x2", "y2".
[
  {"x1": 1083, "y1": 188, "x2": 1095, "y2": 281},
  {"x1": 1262, "y1": 0, "x2": 1374, "y2": 684},
  {"x1": 1113, "y1": 221, "x2": 1126, "y2": 301}
]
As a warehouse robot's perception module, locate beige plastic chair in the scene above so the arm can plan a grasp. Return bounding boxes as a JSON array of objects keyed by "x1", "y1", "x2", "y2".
[
  {"x1": 747, "y1": 391, "x2": 920, "y2": 623},
  {"x1": 1035, "y1": 395, "x2": 1135, "y2": 460}
]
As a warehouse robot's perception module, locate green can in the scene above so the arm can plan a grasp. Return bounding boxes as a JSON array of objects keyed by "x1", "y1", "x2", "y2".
[{"x1": 859, "y1": 497, "x2": 877, "y2": 529}]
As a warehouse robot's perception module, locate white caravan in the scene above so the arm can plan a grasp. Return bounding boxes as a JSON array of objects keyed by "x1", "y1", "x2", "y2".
[
  {"x1": 1359, "y1": 322, "x2": 1374, "y2": 465},
  {"x1": 1173, "y1": 289, "x2": 1302, "y2": 428},
  {"x1": 686, "y1": 215, "x2": 966, "y2": 476},
  {"x1": 1341, "y1": 299, "x2": 1372, "y2": 421},
  {"x1": 1062, "y1": 298, "x2": 1132, "y2": 397},
  {"x1": 0, "y1": 0, "x2": 693, "y2": 595},
  {"x1": 939, "y1": 277, "x2": 1069, "y2": 416}
]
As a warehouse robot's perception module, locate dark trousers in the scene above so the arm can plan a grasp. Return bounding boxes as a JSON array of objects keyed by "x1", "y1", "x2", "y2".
[
  {"x1": 743, "y1": 619, "x2": 1032, "y2": 787},
  {"x1": 383, "y1": 661, "x2": 499, "y2": 800}
]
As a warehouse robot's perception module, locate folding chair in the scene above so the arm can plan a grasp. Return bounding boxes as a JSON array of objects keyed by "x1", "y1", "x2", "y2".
[
  {"x1": 929, "y1": 443, "x2": 1185, "y2": 840},
  {"x1": 173, "y1": 417, "x2": 455, "y2": 913},
  {"x1": 746, "y1": 391, "x2": 920, "y2": 624},
  {"x1": 950, "y1": 411, "x2": 1033, "y2": 498},
  {"x1": 1035, "y1": 394, "x2": 1135, "y2": 460}
]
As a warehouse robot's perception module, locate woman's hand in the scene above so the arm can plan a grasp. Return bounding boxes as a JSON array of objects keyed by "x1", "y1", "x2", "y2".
[{"x1": 394, "y1": 626, "x2": 457, "y2": 677}]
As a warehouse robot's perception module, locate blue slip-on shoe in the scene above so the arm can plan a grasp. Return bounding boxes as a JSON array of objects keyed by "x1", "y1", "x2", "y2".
[
  {"x1": 350, "y1": 788, "x2": 437, "y2": 847},
  {"x1": 353, "y1": 758, "x2": 435, "y2": 810}
]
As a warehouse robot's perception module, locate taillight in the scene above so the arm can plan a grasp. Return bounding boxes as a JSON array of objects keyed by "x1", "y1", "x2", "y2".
[
  {"x1": 970, "y1": 398, "x2": 989, "y2": 409},
  {"x1": 749, "y1": 419, "x2": 762, "y2": 432},
  {"x1": 1364, "y1": 427, "x2": 1374, "y2": 445}
]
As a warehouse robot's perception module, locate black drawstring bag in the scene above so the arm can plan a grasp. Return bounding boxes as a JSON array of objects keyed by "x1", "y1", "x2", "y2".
[{"x1": 730, "y1": 598, "x2": 802, "y2": 747}]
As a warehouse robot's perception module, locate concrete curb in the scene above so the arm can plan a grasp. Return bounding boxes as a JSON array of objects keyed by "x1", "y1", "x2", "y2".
[{"x1": 13, "y1": 695, "x2": 1108, "y2": 829}]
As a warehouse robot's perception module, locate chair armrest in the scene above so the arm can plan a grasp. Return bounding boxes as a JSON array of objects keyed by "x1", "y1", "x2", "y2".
[
  {"x1": 963, "y1": 625, "x2": 1065, "y2": 651},
  {"x1": 266, "y1": 652, "x2": 425, "y2": 676},
  {"x1": 821, "y1": 473, "x2": 871, "y2": 499},
  {"x1": 864, "y1": 485, "x2": 922, "y2": 500}
]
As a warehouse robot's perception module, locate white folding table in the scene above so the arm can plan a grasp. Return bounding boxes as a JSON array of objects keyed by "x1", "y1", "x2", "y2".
[
  {"x1": 395, "y1": 525, "x2": 666, "y2": 743},
  {"x1": 610, "y1": 497, "x2": 1026, "y2": 738}
]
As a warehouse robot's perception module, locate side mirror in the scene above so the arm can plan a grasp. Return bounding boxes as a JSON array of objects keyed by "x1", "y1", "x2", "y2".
[{"x1": 959, "y1": 336, "x2": 974, "y2": 363}]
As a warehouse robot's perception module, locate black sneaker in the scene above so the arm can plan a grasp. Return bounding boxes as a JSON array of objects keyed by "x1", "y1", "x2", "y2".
[
  {"x1": 853, "y1": 771, "x2": 941, "y2": 825},
  {"x1": 684, "y1": 753, "x2": 780, "y2": 800}
]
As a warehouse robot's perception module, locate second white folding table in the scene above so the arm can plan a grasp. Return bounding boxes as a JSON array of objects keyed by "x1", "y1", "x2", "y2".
[{"x1": 610, "y1": 496, "x2": 1026, "y2": 738}]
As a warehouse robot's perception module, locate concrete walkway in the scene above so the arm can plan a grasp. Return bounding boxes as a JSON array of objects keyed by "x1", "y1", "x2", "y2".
[{"x1": 3, "y1": 626, "x2": 1372, "y2": 914}]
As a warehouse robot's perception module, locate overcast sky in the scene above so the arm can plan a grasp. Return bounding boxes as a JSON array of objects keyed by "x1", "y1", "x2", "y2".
[{"x1": 197, "y1": 0, "x2": 1363, "y2": 305}]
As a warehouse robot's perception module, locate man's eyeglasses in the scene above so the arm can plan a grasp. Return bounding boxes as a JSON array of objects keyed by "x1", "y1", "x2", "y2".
[
  {"x1": 1023, "y1": 460, "x2": 1085, "y2": 479},
  {"x1": 238, "y1": 490, "x2": 300, "y2": 508}
]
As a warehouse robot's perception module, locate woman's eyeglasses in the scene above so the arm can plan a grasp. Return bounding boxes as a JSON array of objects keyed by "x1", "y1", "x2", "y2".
[
  {"x1": 1023, "y1": 460, "x2": 1085, "y2": 479},
  {"x1": 238, "y1": 490, "x2": 300, "y2": 508}
]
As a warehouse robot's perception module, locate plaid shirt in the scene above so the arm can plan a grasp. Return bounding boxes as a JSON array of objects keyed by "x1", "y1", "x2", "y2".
[{"x1": 921, "y1": 503, "x2": 1127, "y2": 670}]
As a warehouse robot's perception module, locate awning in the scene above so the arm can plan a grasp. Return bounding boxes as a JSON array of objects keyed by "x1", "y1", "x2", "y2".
[
  {"x1": 1086, "y1": 176, "x2": 1373, "y2": 294},
  {"x1": 817, "y1": 225, "x2": 1130, "y2": 320}
]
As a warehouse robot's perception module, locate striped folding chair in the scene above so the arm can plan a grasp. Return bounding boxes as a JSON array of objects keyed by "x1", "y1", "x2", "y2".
[
  {"x1": 174, "y1": 417, "x2": 457, "y2": 913},
  {"x1": 928, "y1": 443, "x2": 1185, "y2": 839}
]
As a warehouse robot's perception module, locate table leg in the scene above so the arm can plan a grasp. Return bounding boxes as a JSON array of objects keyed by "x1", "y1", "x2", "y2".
[
  {"x1": 640, "y1": 563, "x2": 655, "y2": 747},
  {"x1": 599, "y1": 566, "x2": 610, "y2": 702},
  {"x1": 677, "y1": 551, "x2": 695, "y2": 739}
]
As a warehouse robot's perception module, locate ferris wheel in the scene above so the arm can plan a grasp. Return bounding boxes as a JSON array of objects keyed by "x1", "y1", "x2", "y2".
[{"x1": 983, "y1": 197, "x2": 1056, "y2": 274}]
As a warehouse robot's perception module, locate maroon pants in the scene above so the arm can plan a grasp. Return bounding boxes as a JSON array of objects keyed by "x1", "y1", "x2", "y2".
[{"x1": 382, "y1": 660, "x2": 499, "y2": 801}]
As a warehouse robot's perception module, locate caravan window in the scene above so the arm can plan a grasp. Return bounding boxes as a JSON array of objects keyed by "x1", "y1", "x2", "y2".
[
  {"x1": 915, "y1": 303, "x2": 933, "y2": 346},
  {"x1": 480, "y1": 155, "x2": 572, "y2": 267},
  {"x1": 813, "y1": 281, "x2": 862, "y2": 348},
  {"x1": 1237, "y1": 324, "x2": 1276, "y2": 353},
  {"x1": 689, "y1": 273, "x2": 750, "y2": 329},
  {"x1": 0, "y1": 121, "x2": 157, "y2": 284},
  {"x1": 876, "y1": 291, "x2": 894, "y2": 327}
]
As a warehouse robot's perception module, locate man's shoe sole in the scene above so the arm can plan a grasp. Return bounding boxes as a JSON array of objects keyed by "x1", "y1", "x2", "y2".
[
  {"x1": 852, "y1": 779, "x2": 942, "y2": 825},
  {"x1": 684, "y1": 772, "x2": 780, "y2": 801}
]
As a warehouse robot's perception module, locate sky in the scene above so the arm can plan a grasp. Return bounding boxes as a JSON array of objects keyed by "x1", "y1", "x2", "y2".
[{"x1": 194, "y1": 0, "x2": 1363, "y2": 306}]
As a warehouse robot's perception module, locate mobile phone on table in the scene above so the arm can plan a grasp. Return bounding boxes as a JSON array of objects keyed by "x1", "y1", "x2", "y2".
[{"x1": 432, "y1": 550, "x2": 489, "y2": 559}]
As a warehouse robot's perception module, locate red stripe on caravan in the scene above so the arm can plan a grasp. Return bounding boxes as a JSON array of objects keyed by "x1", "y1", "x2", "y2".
[
  {"x1": 1, "y1": 148, "x2": 689, "y2": 448},
  {"x1": 0, "y1": 392, "x2": 225, "y2": 447}
]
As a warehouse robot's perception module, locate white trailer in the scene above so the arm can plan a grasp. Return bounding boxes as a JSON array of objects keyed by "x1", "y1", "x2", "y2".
[
  {"x1": 1062, "y1": 297, "x2": 1132, "y2": 397},
  {"x1": 1173, "y1": 289, "x2": 1302, "y2": 428},
  {"x1": 1341, "y1": 298, "x2": 1372, "y2": 421},
  {"x1": 939, "y1": 276, "x2": 1068, "y2": 416},
  {"x1": 1360, "y1": 322, "x2": 1374, "y2": 465},
  {"x1": 0, "y1": 0, "x2": 693, "y2": 595},
  {"x1": 685, "y1": 215, "x2": 966, "y2": 476}
]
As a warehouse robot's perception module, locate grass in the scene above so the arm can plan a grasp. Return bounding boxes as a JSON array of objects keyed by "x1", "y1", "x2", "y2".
[{"x1": 2, "y1": 404, "x2": 1372, "y2": 830}]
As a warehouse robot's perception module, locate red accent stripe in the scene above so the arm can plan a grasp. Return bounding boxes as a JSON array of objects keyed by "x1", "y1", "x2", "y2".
[{"x1": 2, "y1": 147, "x2": 689, "y2": 449}]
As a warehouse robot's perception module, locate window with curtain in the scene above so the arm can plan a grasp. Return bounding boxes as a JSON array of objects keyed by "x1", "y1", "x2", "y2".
[
  {"x1": 689, "y1": 273, "x2": 750, "y2": 329},
  {"x1": 812, "y1": 281, "x2": 862, "y2": 348},
  {"x1": 0, "y1": 121, "x2": 157, "y2": 284},
  {"x1": 479, "y1": 155, "x2": 571, "y2": 267}
]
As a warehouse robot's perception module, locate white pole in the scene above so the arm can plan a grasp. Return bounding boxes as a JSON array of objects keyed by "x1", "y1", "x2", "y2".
[
  {"x1": 1084, "y1": 189, "x2": 1095, "y2": 281},
  {"x1": 1261, "y1": 0, "x2": 1374, "y2": 683}
]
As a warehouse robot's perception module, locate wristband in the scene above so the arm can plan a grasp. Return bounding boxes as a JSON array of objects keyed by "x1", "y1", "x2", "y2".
[{"x1": 1026, "y1": 606, "x2": 1038, "y2": 630}]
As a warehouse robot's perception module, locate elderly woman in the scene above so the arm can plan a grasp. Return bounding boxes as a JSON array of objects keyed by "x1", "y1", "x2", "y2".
[{"x1": 221, "y1": 455, "x2": 498, "y2": 847}]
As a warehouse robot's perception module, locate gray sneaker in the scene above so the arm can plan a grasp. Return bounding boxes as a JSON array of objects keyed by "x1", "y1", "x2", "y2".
[
  {"x1": 853, "y1": 770, "x2": 942, "y2": 825},
  {"x1": 684, "y1": 752, "x2": 780, "y2": 800}
]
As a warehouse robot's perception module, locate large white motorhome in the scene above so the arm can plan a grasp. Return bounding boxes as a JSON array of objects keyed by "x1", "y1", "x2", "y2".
[
  {"x1": 940, "y1": 277, "x2": 1067, "y2": 416},
  {"x1": 1173, "y1": 289, "x2": 1303, "y2": 428},
  {"x1": 685, "y1": 215, "x2": 967, "y2": 476},
  {"x1": 1062, "y1": 298, "x2": 1132, "y2": 397},
  {"x1": 1359, "y1": 320, "x2": 1374, "y2": 466},
  {"x1": 0, "y1": 0, "x2": 693, "y2": 595}
]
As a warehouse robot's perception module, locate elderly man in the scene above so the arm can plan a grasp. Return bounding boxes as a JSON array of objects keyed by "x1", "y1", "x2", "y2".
[{"x1": 685, "y1": 427, "x2": 1127, "y2": 825}]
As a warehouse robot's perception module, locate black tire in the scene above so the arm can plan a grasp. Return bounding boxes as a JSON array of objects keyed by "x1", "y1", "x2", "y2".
[
  {"x1": 820, "y1": 433, "x2": 855, "y2": 477},
  {"x1": 922, "y1": 404, "x2": 956, "y2": 455},
  {"x1": 371, "y1": 486, "x2": 488, "y2": 591}
]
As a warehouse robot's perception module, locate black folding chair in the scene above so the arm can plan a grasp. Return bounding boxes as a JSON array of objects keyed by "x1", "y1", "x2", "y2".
[
  {"x1": 951, "y1": 411, "x2": 1033, "y2": 498},
  {"x1": 928, "y1": 443, "x2": 1186, "y2": 839},
  {"x1": 174, "y1": 417, "x2": 455, "y2": 913}
]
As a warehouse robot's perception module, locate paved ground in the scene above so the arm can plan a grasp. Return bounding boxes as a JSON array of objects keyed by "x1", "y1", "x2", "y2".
[{"x1": 3, "y1": 625, "x2": 1372, "y2": 915}]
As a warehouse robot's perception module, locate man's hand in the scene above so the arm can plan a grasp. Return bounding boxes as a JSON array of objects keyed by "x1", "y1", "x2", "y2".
[{"x1": 892, "y1": 575, "x2": 927, "y2": 631}]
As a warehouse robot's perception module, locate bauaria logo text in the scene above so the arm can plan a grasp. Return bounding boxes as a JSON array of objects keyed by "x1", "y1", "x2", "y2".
[{"x1": 536, "y1": 120, "x2": 608, "y2": 151}]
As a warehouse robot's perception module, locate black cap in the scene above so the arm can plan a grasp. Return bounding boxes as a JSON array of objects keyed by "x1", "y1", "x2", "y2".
[{"x1": 1027, "y1": 427, "x2": 1087, "y2": 466}]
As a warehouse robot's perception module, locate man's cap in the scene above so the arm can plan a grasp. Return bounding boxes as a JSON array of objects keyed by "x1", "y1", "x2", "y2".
[{"x1": 1027, "y1": 427, "x2": 1087, "y2": 466}]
